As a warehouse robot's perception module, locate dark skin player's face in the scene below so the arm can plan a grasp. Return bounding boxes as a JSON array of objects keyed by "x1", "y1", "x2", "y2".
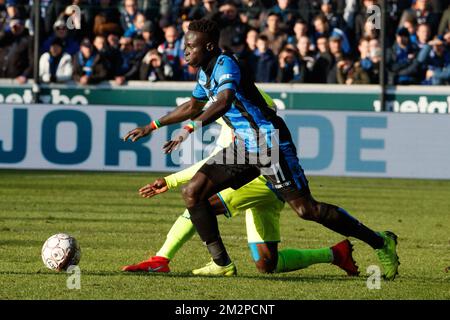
[{"x1": 184, "y1": 30, "x2": 215, "y2": 69}]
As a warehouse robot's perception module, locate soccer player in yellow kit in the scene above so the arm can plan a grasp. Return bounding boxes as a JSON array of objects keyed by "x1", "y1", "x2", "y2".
[{"x1": 122, "y1": 92, "x2": 358, "y2": 276}]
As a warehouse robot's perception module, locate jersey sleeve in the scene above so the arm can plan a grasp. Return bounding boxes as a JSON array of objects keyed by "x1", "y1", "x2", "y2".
[
  {"x1": 192, "y1": 82, "x2": 208, "y2": 101},
  {"x1": 215, "y1": 56, "x2": 241, "y2": 94}
]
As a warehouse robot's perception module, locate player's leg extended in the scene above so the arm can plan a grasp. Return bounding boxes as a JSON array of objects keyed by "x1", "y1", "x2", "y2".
[
  {"x1": 287, "y1": 196, "x2": 399, "y2": 279},
  {"x1": 123, "y1": 194, "x2": 231, "y2": 273},
  {"x1": 183, "y1": 171, "x2": 234, "y2": 269},
  {"x1": 264, "y1": 144, "x2": 399, "y2": 280},
  {"x1": 156, "y1": 195, "x2": 229, "y2": 262},
  {"x1": 245, "y1": 207, "x2": 359, "y2": 276},
  {"x1": 184, "y1": 149, "x2": 260, "y2": 271}
]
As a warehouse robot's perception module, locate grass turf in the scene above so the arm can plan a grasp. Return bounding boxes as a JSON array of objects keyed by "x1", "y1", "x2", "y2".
[{"x1": 0, "y1": 170, "x2": 449, "y2": 300}]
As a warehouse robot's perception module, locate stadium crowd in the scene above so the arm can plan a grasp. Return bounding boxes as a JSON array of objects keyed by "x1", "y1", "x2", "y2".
[{"x1": 1, "y1": 0, "x2": 450, "y2": 85}]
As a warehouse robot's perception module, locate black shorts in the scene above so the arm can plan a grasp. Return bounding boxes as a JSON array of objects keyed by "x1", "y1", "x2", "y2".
[{"x1": 198, "y1": 141, "x2": 310, "y2": 202}]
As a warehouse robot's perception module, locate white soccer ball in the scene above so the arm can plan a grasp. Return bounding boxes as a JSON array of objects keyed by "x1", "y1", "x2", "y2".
[{"x1": 41, "y1": 233, "x2": 81, "y2": 271}]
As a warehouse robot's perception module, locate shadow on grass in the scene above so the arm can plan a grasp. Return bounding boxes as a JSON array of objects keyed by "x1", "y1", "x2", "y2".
[
  {"x1": 2, "y1": 270, "x2": 442, "y2": 284},
  {"x1": 0, "y1": 215, "x2": 184, "y2": 224},
  {"x1": 0, "y1": 270, "x2": 357, "y2": 282}
]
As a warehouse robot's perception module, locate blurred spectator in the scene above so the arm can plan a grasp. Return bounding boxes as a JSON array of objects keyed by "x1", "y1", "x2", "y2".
[
  {"x1": 336, "y1": 56, "x2": 356, "y2": 84},
  {"x1": 246, "y1": 28, "x2": 258, "y2": 51},
  {"x1": 42, "y1": 19, "x2": 80, "y2": 56},
  {"x1": 142, "y1": 20, "x2": 158, "y2": 50},
  {"x1": 438, "y1": 4, "x2": 450, "y2": 35},
  {"x1": 357, "y1": 36, "x2": 380, "y2": 83},
  {"x1": 361, "y1": 17, "x2": 380, "y2": 40},
  {"x1": 254, "y1": 35, "x2": 277, "y2": 82},
  {"x1": 179, "y1": 18, "x2": 197, "y2": 80},
  {"x1": 73, "y1": 37, "x2": 108, "y2": 85},
  {"x1": 264, "y1": 0, "x2": 298, "y2": 34},
  {"x1": 2, "y1": 0, "x2": 28, "y2": 32},
  {"x1": 313, "y1": 13, "x2": 351, "y2": 54},
  {"x1": 311, "y1": 35, "x2": 333, "y2": 83},
  {"x1": 57, "y1": 1, "x2": 92, "y2": 41},
  {"x1": 41, "y1": 0, "x2": 69, "y2": 37},
  {"x1": 296, "y1": 0, "x2": 322, "y2": 25},
  {"x1": 367, "y1": 39, "x2": 381, "y2": 83},
  {"x1": 402, "y1": 17, "x2": 417, "y2": 41},
  {"x1": 39, "y1": 37, "x2": 72, "y2": 83},
  {"x1": 287, "y1": 18, "x2": 311, "y2": 47},
  {"x1": 1, "y1": 0, "x2": 449, "y2": 85},
  {"x1": 319, "y1": 0, "x2": 347, "y2": 32},
  {"x1": 188, "y1": 0, "x2": 218, "y2": 20},
  {"x1": 296, "y1": 35, "x2": 315, "y2": 81},
  {"x1": 95, "y1": 0, "x2": 121, "y2": 23},
  {"x1": 413, "y1": 23, "x2": 432, "y2": 49},
  {"x1": 355, "y1": 0, "x2": 378, "y2": 42},
  {"x1": 339, "y1": 36, "x2": 379, "y2": 85},
  {"x1": 140, "y1": 48, "x2": 172, "y2": 81},
  {"x1": 123, "y1": 12, "x2": 146, "y2": 37},
  {"x1": 327, "y1": 34, "x2": 344, "y2": 83},
  {"x1": 120, "y1": 0, "x2": 140, "y2": 32},
  {"x1": 387, "y1": 27, "x2": 420, "y2": 84},
  {"x1": 107, "y1": 32, "x2": 120, "y2": 51},
  {"x1": 277, "y1": 47, "x2": 306, "y2": 82},
  {"x1": 217, "y1": 0, "x2": 248, "y2": 51},
  {"x1": 104, "y1": 32, "x2": 123, "y2": 75},
  {"x1": 399, "y1": 0, "x2": 440, "y2": 35},
  {"x1": 386, "y1": 0, "x2": 415, "y2": 46},
  {"x1": 171, "y1": 0, "x2": 199, "y2": 27},
  {"x1": 260, "y1": 12, "x2": 288, "y2": 55},
  {"x1": 240, "y1": 0, "x2": 264, "y2": 30},
  {"x1": 157, "y1": 24, "x2": 183, "y2": 80},
  {"x1": 230, "y1": 31, "x2": 258, "y2": 75},
  {"x1": 115, "y1": 36, "x2": 135, "y2": 84},
  {"x1": 343, "y1": 0, "x2": 359, "y2": 28},
  {"x1": 92, "y1": 34, "x2": 118, "y2": 79},
  {"x1": 0, "y1": 17, "x2": 33, "y2": 83},
  {"x1": 417, "y1": 36, "x2": 450, "y2": 84},
  {"x1": 121, "y1": 35, "x2": 148, "y2": 81},
  {"x1": 91, "y1": 0, "x2": 122, "y2": 34}
]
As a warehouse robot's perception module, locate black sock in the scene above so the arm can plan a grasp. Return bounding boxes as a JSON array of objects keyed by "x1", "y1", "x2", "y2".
[
  {"x1": 188, "y1": 201, "x2": 231, "y2": 266},
  {"x1": 206, "y1": 238, "x2": 231, "y2": 266},
  {"x1": 319, "y1": 204, "x2": 384, "y2": 249}
]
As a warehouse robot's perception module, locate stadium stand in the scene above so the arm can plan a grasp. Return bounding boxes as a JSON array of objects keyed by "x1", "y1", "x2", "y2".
[{"x1": 0, "y1": 0, "x2": 449, "y2": 85}]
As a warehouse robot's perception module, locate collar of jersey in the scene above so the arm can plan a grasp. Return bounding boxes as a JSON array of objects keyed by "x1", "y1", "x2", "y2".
[{"x1": 202, "y1": 51, "x2": 221, "y2": 79}]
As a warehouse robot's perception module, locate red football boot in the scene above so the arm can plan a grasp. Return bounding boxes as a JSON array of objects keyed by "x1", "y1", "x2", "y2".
[
  {"x1": 331, "y1": 239, "x2": 360, "y2": 276},
  {"x1": 122, "y1": 256, "x2": 170, "y2": 273}
]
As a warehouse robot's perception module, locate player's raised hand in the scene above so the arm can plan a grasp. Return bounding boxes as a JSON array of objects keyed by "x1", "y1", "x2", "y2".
[
  {"x1": 139, "y1": 178, "x2": 168, "y2": 198},
  {"x1": 123, "y1": 125, "x2": 152, "y2": 142}
]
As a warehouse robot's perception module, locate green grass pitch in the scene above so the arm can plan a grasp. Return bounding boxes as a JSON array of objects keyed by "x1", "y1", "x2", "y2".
[{"x1": 0, "y1": 170, "x2": 449, "y2": 300}]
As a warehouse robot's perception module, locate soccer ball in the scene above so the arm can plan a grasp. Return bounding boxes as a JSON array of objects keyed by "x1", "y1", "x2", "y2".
[{"x1": 41, "y1": 233, "x2": 81, "y2": 271}]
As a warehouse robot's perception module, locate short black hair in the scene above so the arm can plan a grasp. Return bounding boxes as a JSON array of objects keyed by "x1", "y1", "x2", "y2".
[{"x1": 188, "y1": 18, "x2": 220, "y2": 44}]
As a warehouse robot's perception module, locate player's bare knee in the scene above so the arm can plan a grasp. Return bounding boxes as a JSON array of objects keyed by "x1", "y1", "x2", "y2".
[
  {"x1": 182, "y1": 184, "x2": 199, "y2": 207},
  {"x1": 294, "y1": 201, "x2": 321, "y2": 221},
  {"x1": 255, "y1": 259, "x2": 276, "y2": 274}
]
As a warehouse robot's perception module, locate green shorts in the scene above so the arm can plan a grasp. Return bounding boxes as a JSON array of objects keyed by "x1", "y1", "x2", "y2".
[{"x1": 217, "y1": 176, "x2": 284, "y2": 243}]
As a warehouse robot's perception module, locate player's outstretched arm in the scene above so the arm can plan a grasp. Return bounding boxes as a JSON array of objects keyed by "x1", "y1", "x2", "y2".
[
  {"x1": 163, "y1": 90, "x2": 234, "y2": 153},
  {"x1": 139, "y1": 178, "x2": 168, "y2": 198},
  {"x1": 123, "y1": 98, "x2": 205, "y2": 142}
]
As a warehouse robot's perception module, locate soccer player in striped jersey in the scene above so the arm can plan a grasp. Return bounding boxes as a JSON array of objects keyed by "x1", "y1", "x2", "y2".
[
  {"x1": 124, "y1": 19, "x2": 399, "y2": 280},
  {"x1": 123, "y1": 104, "x2": 358, "y2": 276}
]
